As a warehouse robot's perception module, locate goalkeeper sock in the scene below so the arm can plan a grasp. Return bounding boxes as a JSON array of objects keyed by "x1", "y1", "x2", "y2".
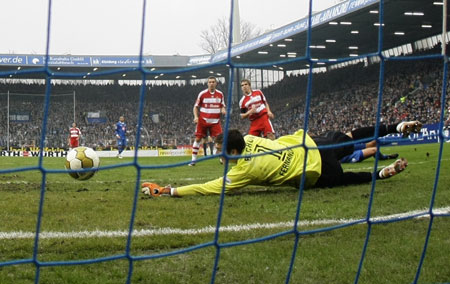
[
  {"x1": 192, "y1": 141, "x2": 200, "y2": 161},
  {"x1": 396, "y1": 121, "x2": 422, "y2": 137},
  {"x1": 203, "y1": 143, "x2": 208, "y2": 156},
  {"x1": 350, "y1": 124, "x2": 397, "y2": 140},
  {"x1": 378, "y1": 158, "x2": 408, "y2": 179},
  {"x1": 209, "y1": 142, "x2": 214, "y2": 155}
]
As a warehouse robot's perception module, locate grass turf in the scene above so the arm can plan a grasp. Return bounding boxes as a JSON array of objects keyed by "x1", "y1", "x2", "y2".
[{"x1": 0, "y1": 143, "x2": 449, "y2": 283}]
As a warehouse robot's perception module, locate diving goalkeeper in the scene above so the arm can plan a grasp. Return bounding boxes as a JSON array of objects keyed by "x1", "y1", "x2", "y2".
[{"x1": 142, "y1": 121, "x2": 422, "y2": 197}]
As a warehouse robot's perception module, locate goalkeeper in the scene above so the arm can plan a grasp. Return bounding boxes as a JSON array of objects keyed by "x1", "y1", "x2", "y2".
[{"x1": 142, "y1": 121, "x2": 422, "y2": 197}]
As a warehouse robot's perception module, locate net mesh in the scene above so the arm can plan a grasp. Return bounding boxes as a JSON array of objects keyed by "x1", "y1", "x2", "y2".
[{"x1": 0, "y1": 0, "x2": 449, "y2": 283}]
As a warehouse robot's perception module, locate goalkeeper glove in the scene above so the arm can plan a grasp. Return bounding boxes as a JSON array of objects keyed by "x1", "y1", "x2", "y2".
[{"x1": 141, "y1": 182, "x2": 171, "y2": 197}]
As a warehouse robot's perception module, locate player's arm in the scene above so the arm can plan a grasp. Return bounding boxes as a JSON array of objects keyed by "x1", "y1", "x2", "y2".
[
  {"x1": 174, "y1": 167, "x2": 253, "y2": 196},
  {"x1": 193, "y1": 105, "x2": 199, "y2": 123},
  {"x1": 221, "y1": 99, "x2": 227, "y2": 116},
  {"x1": 174, "y1": 177, "x2": 227, "y2": 196},
  {"x1": 114, "y1": 124, "x2": 120, "y2": 138},
  {"x1": 142, "y1": 166, "x2": 253, "y2": 197},
  {"x1": 193, "y1": 93, "x2": 203, "y2": 123},
  {"x1": 221, "y1": 95, "x2": 227, "y2": 115},
  {"x1": 261, "y1": 93, "x2": 274, "y2": 119},
  {"x1": 240, "y1": 106, "x2": 256, "y2": 119},
  {"x1": 265, "y1": 102, "x2": 274, "y2": 119}
]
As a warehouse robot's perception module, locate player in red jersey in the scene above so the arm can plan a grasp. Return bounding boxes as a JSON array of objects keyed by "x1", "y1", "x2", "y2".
[
  {"x1": 68, "y1": 122, "x2": 82, "y2": 150},
  {"x1": 239, "y1": 79, "x2": 275, "y2": 140},
  {"x1": 189, "y1": 76, "x2": 226, "y2": 166}
]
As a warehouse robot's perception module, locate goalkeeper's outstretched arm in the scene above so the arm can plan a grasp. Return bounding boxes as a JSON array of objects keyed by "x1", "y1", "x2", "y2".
[
  {"x1": 142, "y1": 167, "x2": 253, "y2": 197},
  {"x1": 141, "y1": 179, "x2": 234, "y2": 197}
]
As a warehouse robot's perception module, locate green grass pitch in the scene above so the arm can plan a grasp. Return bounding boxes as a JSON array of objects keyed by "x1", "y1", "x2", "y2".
[{"x1": 0, "y1": 143, "x2": 449, "y2": 283}]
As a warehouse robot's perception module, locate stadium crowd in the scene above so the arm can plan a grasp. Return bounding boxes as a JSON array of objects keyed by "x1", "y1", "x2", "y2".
[{"x1": 0, "y1": 57, "x2": 448, "y2": 150}]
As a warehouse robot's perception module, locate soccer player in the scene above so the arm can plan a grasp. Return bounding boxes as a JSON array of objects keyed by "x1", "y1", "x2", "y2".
[
  {"x1": 239, "y1": 79, "x2": 275, "y2": 140},
  {"x1": 189, "y1": 76, "x2": 226, "y2": 166},
  {"x1": 68, "y1": 122, "x2": 81, "y2": 150},
  {"x1": 340, "y1": 140, "x2": 398, "y2": 163},
  {"x1": 445, "y1": 106, "x2": 450, "y2": 129},
  {"x1": 142, "y1": 121, "x2": 422, "y2": 197},
  {"x1": 115, "y1": 116, "x2": 127, "y2": 159}
]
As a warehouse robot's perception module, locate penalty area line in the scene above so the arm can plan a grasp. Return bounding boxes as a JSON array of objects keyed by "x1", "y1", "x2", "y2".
[{"x1": 1, "y1": 207, "x2": 449, "y2": 240}]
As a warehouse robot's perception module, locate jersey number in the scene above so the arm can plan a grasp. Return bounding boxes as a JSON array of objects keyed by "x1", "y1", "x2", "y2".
[{"x1": 254, "y1": 145, "x2": 286, "y2": 161}]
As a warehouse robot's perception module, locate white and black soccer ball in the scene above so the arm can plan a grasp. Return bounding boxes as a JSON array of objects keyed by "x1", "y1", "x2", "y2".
[{"x1": 65, "y1": 147, "x2": 100, "y2": 180}]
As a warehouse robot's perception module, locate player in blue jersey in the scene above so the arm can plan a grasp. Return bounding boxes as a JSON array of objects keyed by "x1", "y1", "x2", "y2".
[
  {"x1": 115, "y1": 116, "x2": 127, "y2": 159},
  {"x1": 340, "y1": 140, "x2": 398, "y2": 163}
]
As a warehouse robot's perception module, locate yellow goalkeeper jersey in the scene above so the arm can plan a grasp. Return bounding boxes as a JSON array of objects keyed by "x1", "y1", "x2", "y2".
[{"x1": 177, "y1": 130, "x2": 322, "y2": 196}]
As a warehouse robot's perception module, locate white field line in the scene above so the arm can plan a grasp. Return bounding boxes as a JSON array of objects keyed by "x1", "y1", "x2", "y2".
[
  {"x1": 345, "y1": 158, "x2": 450, "y2": 172},
  {"x1": 1, "y1": 159, "x2": 449, "y2": 184},
  {"x1": 0, "y1": 177, "x2": 210, "y2": 184},
  {"x1": 1, "y1": 207, "x2": 449, "y2": 240}
]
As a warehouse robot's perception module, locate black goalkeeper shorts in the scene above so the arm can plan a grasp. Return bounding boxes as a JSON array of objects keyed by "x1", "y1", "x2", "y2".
[{"x1": 311, "y1": 131, "x2": 355, "y2": 188}]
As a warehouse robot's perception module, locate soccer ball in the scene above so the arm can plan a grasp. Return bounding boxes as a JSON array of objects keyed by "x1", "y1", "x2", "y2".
[{"x1": 65, "y1": 147, "x2": 100, "y2": 180}]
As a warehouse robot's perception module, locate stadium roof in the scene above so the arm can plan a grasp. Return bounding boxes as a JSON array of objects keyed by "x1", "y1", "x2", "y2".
[{"x1": 0, "y1": 0, "x2": 447, "y2": 82}]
